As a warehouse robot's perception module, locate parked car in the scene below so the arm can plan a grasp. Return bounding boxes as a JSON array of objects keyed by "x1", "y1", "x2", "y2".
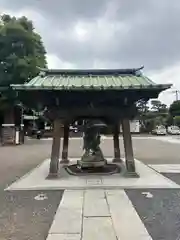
[
  {"x1": 70, "y1": 126, "x2": 78, "y2": 133},
  {"x1": 152, "y1": 125, "x2": 167, "y2": 135},
  {"x1": 167, "y1": 125, "x2": 180, "y2": 135}
]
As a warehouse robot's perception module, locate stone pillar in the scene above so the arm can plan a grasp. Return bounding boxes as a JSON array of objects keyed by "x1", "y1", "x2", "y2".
[
  {"x1": 60, "y1": 122, "x2": 70, "y2": 164},
  {"x1": 112, "y1": 122, "x2": 121, "y2": 162},
  {"x1": 48, "y1": 119, "x2": 61, "y2": 178},
  {"x1": 122, "y1": 118, "x2": 136, "y2": 174}
]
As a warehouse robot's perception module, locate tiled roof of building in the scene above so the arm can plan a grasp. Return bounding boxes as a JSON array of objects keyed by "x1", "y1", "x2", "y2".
[{"x1": 11, "y1": 67, "x2": 172, "y2": 91}]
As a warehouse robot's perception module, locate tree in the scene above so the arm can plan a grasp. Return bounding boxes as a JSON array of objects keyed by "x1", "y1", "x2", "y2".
[
  {"x1": 151, "y1": 99, "x2": 167, "y2": 113},
  {"x1": 136, "y1": 99, "x2": 149, "y2": 114},
  {"x1": 169, "y1": 100, "x2": 180, "y2": 117},
  {"x1": 136, "y1": 99, "x2": 149, "y2": 130},
  {"x1": 165, "y1": 114, "x2": 173, "y2": 127},
  {"x1": 137, "y1": 99, "x2": 169, "y2": 132},
  {"x1": 173, "y1": 116, "x2": 180, "y2": 127},
  {"x1": 0, "y1": 14, "x2": 47, "y2": 123}
]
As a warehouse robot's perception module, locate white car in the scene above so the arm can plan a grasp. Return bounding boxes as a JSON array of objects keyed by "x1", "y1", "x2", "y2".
[
  {"x1": 152, "y1": 125, "x2": 167, "y2": 135},
  {"x1": 167, "y1": 126, "x2": 180, "y2": 135},
  {"x1": 70, "y1": 126, "x2": 78, "y2": 133}
]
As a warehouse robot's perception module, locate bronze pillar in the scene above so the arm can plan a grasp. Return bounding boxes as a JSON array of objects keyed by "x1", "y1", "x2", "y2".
[
  {"x1": 112, "y1": 123, "x2": 121, "y2": 162},
  {"x1": 61, "y1": 122, "x2": 70, "y2": 164},
  {"x1": 49, "y1": 119, "x2": 61, "y2": 178},
  {"x1": 122, "y1": 118, "x2": 136, "y2": 173}
]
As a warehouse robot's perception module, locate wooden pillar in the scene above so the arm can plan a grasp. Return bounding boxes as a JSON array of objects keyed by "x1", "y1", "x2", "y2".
[
  {"x1": 122, "y1": 118, "x2": 136, "y2": 173},
  {"x1": 112, "y1": 122, "x2": 121, "y2": 162},
  {"x1": 61, "y1": 122, "x2": 70, "y2": 164},
  {"x1": 48, "y1": 119, "x2": 61, "y2": 178}
]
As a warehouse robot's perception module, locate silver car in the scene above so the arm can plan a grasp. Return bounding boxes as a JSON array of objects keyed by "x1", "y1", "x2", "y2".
[
  {"x1": 167, "y1": 126, "x2": 180, "y2": 135},
  {"x1": 152, "y1": 125, "x2": 167, "y2": 135}
]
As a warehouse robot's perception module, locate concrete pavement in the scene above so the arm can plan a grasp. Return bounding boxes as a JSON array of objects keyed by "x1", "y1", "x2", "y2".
[
  {"x1": 47, "y1": 189, "x2": 152, "y2": 240},
  {"x1": 1, "y1": 136, "x2": 180, "y2": 239},
  {"x1": 6, "y1": 158, "x2": 180, "y2": 191},
  {"x1": 26, "y1": 136, "x2": 180, "y2": 164}
]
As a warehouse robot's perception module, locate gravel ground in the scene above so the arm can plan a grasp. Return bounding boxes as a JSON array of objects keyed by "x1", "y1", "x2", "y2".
[
  {"x1": 0, "y1": 190, "x2": 63, "y2": 240},
  {"x1": 0, "y1": 140, "x2": 63, "y2": 240},
  {"x1": 162, "y1": 173, "x2": 180, "y2": 185},
  {"x1": 126, "y1": 189, "x2": 180, "y2": 240}
]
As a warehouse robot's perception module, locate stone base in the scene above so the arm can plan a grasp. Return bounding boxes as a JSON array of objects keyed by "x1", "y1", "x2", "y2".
[
  {"x1": 6, "y1": 158, "x2": 180, "y2": 191},
  {"x1": 77, "y1": 159, "x2": 106, "y2": 169},
  {"x1": 47, "y1": 172, "x2": 59, "y2": 179},
  {"x1": 123, "y1": 171, "x2": 139, "y2": 178},
  {"x1": 65, "y1": 163, "x2": 120, "y2": 176}
]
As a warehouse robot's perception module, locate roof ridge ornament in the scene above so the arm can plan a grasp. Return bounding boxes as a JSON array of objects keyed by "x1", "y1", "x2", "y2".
[{"x1": 39, "y1": 71, "x2": 46, "y2": 78}]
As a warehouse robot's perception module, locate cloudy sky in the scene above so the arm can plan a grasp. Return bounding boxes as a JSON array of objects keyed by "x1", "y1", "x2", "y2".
[{"x1": 0, "y1": 0, "x2": 180, "y2": 105}]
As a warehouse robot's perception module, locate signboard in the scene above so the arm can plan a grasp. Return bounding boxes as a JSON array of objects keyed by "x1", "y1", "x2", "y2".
[{"x1": 1, "y1": 125, "x2": 15, "y2": 144}]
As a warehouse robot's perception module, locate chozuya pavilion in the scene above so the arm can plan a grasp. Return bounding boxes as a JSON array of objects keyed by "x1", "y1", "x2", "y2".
[{"x1": 12, "y1": 66, "x2": 171, "y2": 178}]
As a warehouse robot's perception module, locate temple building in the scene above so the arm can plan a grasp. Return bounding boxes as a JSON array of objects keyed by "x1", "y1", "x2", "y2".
[{"x1": 12, "y1": 67, "x2": 171, "y2": 177}]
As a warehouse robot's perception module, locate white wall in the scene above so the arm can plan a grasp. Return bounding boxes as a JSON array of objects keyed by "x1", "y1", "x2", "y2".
[{"x1": 120, "y1": 120, "x2": 140, "y2": 133}]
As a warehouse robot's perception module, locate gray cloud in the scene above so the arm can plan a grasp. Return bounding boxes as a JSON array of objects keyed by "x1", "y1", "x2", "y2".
[{"x1": 1, "y1": 0, "x2": 180, "y2": 71}]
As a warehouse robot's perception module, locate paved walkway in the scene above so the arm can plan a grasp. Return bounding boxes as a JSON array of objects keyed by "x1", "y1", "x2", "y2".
[
  {"x1": 149, "y1": 164, "x2": 180, "y2": 173},
  {"x1": 47, "y1": 189, "x2": 152, "y2": 240},
  {"x1": 45, "y1": 161, "x2": 180, "y2": 240}
]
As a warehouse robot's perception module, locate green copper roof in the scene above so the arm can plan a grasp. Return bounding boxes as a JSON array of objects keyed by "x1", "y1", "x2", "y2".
[{"x1": 12, "y1": 67, "x2": 172, "y2": 91}]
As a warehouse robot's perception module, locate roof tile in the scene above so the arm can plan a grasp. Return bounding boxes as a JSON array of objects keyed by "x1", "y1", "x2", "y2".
[{"x1": 11, "y1": 69, "x2": 172, "y2": 91}]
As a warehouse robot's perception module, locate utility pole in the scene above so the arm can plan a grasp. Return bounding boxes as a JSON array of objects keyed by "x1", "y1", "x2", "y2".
[
  {"x1": 171, "y1": 90, "x2": 180, "y2": 101},
  {"x1": 168, "y1": 90, "x2": 180, "y2": 101}
]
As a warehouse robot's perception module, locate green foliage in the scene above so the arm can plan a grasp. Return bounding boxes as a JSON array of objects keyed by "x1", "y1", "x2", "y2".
[
  {"x1": 0, "y1": 14, "x2": 47, "y2": 112},
  {"x1": 151, "y1": 99, "x2": 167, "y2": 113},
  {"x1": 137, "y1": 99, "x2": 169, "y2": 132},
  {"x1": 165, "y1": 114, "x2": 173, "y2": 126},
  {"x1": 173, "y1": 116, "x2": 180, "y2": 127},
  {"x1": 142, "y1": 116, "x2": 166, "y2": 132},
  {"x1": 136, "y1": 99, "x2": 149, "y2": 128},
  {"x1": 0, "y1": 89, "x2": 12, "y2": 110},
  {"x1": 169, "y1": 100, "x2": 180, "y2": 117},
  {"x1": 136, "y1": 99, "x2": 149, "y2": 114},
  {"x1": 0, "y1": 14, "x2": 46, "y2": 86},
  {"x1": 154, "y1": 116, "x2": 166, "y2": 126}
]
